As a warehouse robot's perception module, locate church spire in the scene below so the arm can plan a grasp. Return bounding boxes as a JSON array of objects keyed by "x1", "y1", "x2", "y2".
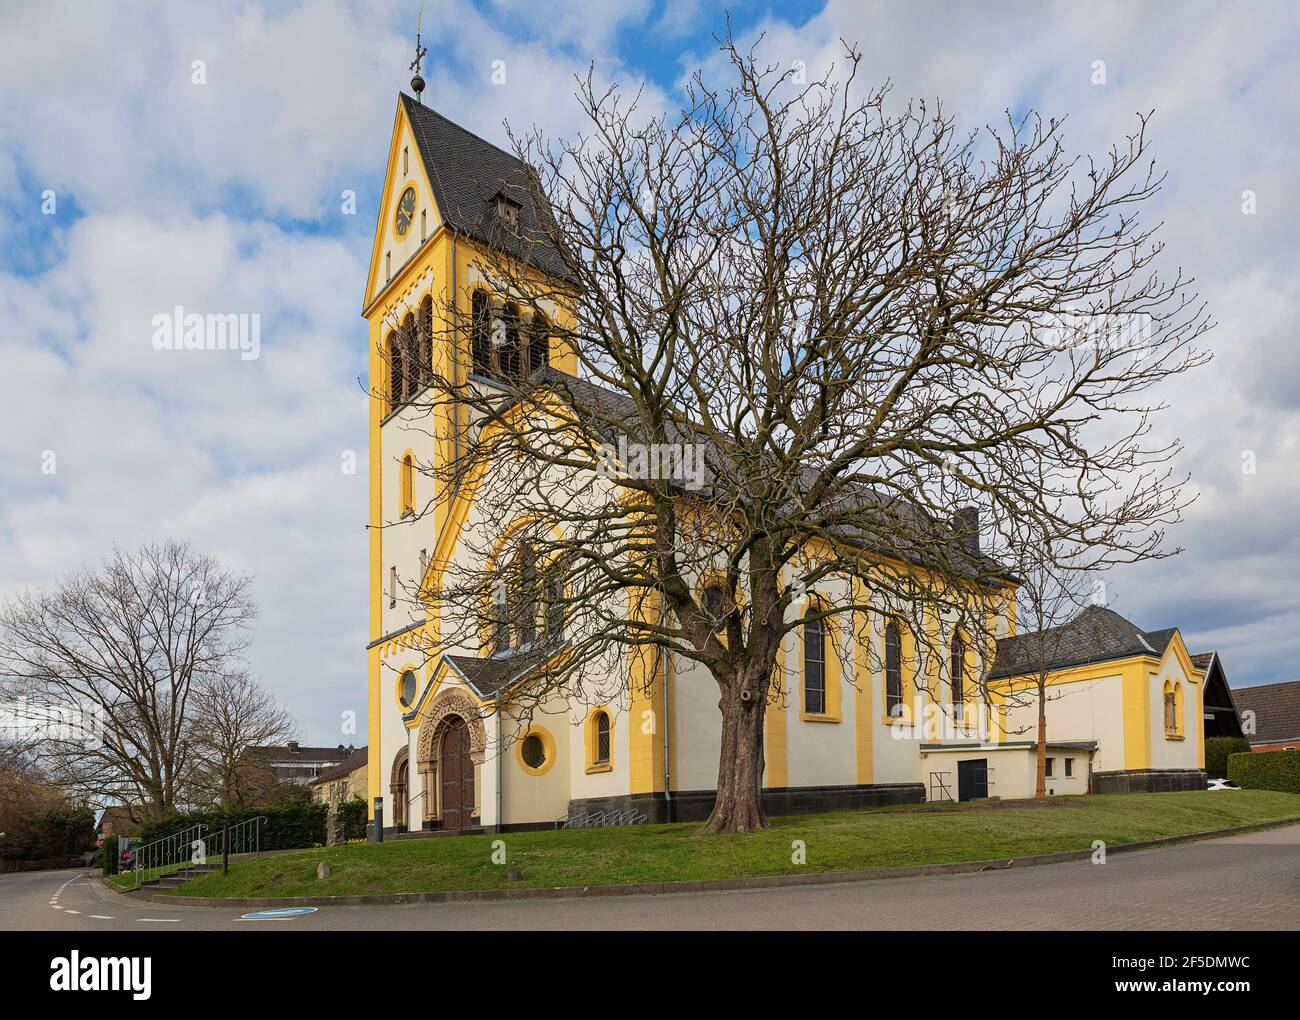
[{"x1": 409, "y1": 6, "x2": 428, "y2": 103}]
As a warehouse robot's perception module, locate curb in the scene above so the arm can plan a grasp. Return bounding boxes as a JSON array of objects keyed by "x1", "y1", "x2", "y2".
[{"x1": 153, "y1": 814, "x2": 1300, "y2": 909}]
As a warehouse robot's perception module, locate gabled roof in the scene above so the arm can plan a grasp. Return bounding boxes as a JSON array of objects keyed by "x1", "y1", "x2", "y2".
[
  {"x1": 399, "y1": 94, "x2": 570, "y2": 281},
  {"x1": 527, "y1": 367, "x2": 1007, "y2": 581},
  {"x1": 990, "y1": 605, "x2": 1180, "y2": 680},
  {"x1": 309, "y1": 746, "x2": 368, "y2": 786},
  {"x1": 1230, "y1": 680, "x2": 1300, "y2": 744}
]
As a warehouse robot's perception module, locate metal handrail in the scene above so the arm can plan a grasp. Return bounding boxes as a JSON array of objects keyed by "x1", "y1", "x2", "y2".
[
  {"x1": 124, "y1": 816, "x2": 265, "y2": 888},
  {"x1": 124, "y1": 823, "x2": 205, "y2": 889}
]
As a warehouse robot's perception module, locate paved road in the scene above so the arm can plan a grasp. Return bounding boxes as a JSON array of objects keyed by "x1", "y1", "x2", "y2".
[{"x1": 4, "y1": 824, "x2": 1298, "y2": 931}]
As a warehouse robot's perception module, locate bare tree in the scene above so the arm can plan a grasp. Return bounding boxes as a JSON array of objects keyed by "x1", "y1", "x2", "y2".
[
  {"x1": 388, "y1": 35, "x2": 1209, "y2": 831},
  {"x1": 0, "y1": 541, "x2": 257, "y2": 820},
  {"x1": 184, "y1": 671, "x2": 298, "y2": 808}
]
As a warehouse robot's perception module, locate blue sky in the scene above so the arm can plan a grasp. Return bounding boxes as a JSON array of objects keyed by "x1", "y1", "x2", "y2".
[{"x1": 2, "y1": 1, "x2": 1298, "y2": 744}]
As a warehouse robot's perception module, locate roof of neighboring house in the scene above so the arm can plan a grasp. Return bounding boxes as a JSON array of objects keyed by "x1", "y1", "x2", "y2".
[
  {"x1": 401, "y1": 94, "x2": 570, "y2": 282},
  {"x1": 1230, "y1": 680, "x2": 1300, "y2": 744},
  {"x1": 990, "y1": 605, "x2": 1180, "y2": 680},
  {"x1": 251, "y1": 744, "x2": 354, "y2": 763},
  {"x1": 96, "y1": 805, "x2": 142, "y2": 832},
  {"x1": 308, "y1": 746, "x2": 369, "y2": 787},
  {"x1": 1191, "y1": 651, "x2": 1215, "y2": 671}
]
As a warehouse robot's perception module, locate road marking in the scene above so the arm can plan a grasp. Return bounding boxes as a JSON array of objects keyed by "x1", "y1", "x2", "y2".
[
  {"x1": 89, "y1": 915, "x2": 114, "y2": 920},
  {"x1": 138, "y1": 918, "x2": 180, "y2": 923},
  {"x1": 239, "y1": 907, "x2": 318, "y2": 920},
  {"x1": 63, "y1": 909, "x2": 80, "y2": 914},
  {"x1": 52, "y1": 905, "x2": 63, "y2": 910}
]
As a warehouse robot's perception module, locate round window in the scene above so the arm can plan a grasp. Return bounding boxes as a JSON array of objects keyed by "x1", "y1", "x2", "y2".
[
  {"x1": 521, "y1": 733, "x2": 546, "y2": 769},
  {"x1": 399, "y1": 670, "x2": 417, "y2": 708}
]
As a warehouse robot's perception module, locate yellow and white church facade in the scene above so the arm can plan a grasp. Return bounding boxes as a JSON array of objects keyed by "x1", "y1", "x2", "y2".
[{"x1": 362, "y1": 94, "x2": 1208, "y2": 835}]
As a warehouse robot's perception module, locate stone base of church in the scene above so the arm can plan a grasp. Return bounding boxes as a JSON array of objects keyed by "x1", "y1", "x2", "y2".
[
  {"x1": 559, "y1": 782, "x2": 925, "y2": 827},
  {"x1": 1092, "y1": 768, "x2": 1207, "y2": 794}
]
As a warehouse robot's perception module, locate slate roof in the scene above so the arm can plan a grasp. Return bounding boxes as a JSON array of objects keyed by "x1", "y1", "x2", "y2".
[
  {"x1": 400, "y1": 94, "x2": 570, "y2": 281},
  {"x1": 989, "y1": 605, "x2": 1179, "y2": 680},
  {"x1": 1230, "y1": 680, "x2": 1300, "y2": 744},
  {"x1": 251, "y1": 744, "x2": 354, "y2": 763},
  {"x1": 444, "y1": 653, "x2": 540, "y2": 699},
  {"x1": 1190, "y1": 652, "x2": 1215, "y2": 671},
  {"x1": 309, "y1": 746, "x2": 368, "y2": 786},
  {"x1": 529, "y1": 367, "x2": 1005, "y2": 581}
]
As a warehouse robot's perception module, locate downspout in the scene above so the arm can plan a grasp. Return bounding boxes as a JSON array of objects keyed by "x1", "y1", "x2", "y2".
[
  {"x1": 451, "y1": 230, "x2": 461, "y2": 466},
  {"x1": 663, "y1": 633, "x2": 673, "y2": 823},
  {"x1": 494, "y1": 695, "x2": 503, "y2": 833}
]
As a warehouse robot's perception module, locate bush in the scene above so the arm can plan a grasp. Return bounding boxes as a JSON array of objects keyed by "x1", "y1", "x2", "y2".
[
  {"x1": 1228, "y1": 749, "x2": 1300, "y2": 793},
  {"x1": 1205, "y1": 736, "x2": 1251, "y2": 778},
  {"x1": 340, "y1": 798, "x2": 369, "y2": 841},
  {"x1": 99, "y1": 834, "x2": 120, "y2": 875},
  {"x1": 137, "y1": 801, "x2": 329, "y2": 851}
]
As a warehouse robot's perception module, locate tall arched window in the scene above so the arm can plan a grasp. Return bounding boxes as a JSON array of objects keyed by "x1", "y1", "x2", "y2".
[
  {"x1": 588, "y1": 709, "x2": 611, "y2": 769},
  {"x1": 471, "y1": 290, "x2": 491, "y2": 376},
  {"x1": 702, "y1": 584, "x2": 726, "y2": 632},
  {"x1": 950, "y1": 633, "x2": 966, "y2": 703},
  {"x1": 528, "y1": 312, "x2": 550, "y2": 374},
  {"x1": 543, "y1": 561, "x2": 565, "y2": 640},
  {"x1": 400, "y1": 453, "x2": 415, "y2": 516},
  {"x1": 512, "y1": 542, "x2": 538, "y2": 648},
  {"x1": 803, "y1": 610, "x2": 826, "y2": 715},
  {"x1": 501, "y1": 302, "x2": 522, "y2": 379},
  {"x1": 387, "y1": 331, "x2": 405, "y2": 410},
  {"x1": 417, "y1": 296, "x2": 433, "y2": 389},
  {"x1": 885, "y1": 621, "x2": 903, "y2": 716}
]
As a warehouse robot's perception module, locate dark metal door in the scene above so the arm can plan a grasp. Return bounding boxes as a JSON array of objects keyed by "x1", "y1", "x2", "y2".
[
  {"x1": 439, "y1": 717, "x2": 474, "y2": 829},
  {"x1": 957, "y1": 758, "x2": 988, "y2": 801}
]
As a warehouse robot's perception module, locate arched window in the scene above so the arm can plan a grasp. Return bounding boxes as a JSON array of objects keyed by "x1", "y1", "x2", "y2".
[
  {"x1": 528, "y1": 312, "x2": 550, "y2": 374},
  {"x1": 401, "y1": 312, "x2": 417, "y2": 399},
  {"x1": 588, "y1": 709, "x2": 611, "y2": 770},
  {"x1": 803, "y1": 610, "x2": 826, "y2": 715},
  {"x1": 885, "y1": 621, "x2": 903, "y2": 716},
  {"x1": 501, "y1": 302, "x2": 522, "y2": 379},
  {"x1": 387, "y1": 331, "x2": 405, "y2": 410},
  {"x1": 511, "y1": 542, "x2": 538, "y2": 648},
  {"x1": 399, "y1": 453, "x2": 415, "y2": 516},
  {"x1": 543, "y1": 561, "x2": 565, "y2": 640},
  {"x1": 417, "y1": 296, "x2": 433, "y2": 389},
  {"x1": 1163, "y1": 680, "x2": 1176, "y2": 735},
  {"x1": 488, "y1": 572, "x2": 509, "y2": 656},
  {"x1": 950, "y1": 633, "x2": 966, "y2": 703},
  {"x1": 702, "y1": 584, "x2": 726, "y2": 632},
  {"x1": 471, "y1": 290, "x2": 491, "y2": 376}
]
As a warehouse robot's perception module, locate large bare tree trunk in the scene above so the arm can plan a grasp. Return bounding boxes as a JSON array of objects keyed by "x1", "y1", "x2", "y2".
[{"x1": 702, "y1": 679, "x2": 768, "y2": 832}]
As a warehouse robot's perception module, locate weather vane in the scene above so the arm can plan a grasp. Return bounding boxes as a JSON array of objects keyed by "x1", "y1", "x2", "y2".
[{"x1": 409, "y1": 5, "x2": 428, "y2": 103}]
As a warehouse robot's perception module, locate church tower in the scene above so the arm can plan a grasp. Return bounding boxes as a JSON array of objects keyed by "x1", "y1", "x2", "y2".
[{"x1": 360, "y1": 54, "x2": 576, "y2": 827}]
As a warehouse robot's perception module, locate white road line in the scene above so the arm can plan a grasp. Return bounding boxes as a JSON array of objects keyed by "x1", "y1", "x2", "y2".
[
  {"x1": 89, "y1": 915, "x2": 115, "y2": 920},
  {"x1": 63, "y1": 909, "x2": 80, "y2": 915},
  {"x1": 52, "y1": 905, "x2": 63, "y2": 910},
  {"x1": 138, "y1": 918, "x2": 180, "y2": 923}
]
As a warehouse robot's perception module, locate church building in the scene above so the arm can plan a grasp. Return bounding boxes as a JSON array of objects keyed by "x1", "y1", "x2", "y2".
[{"x1": 362, "y1": 91, "x2": 1209, "y2": 835}]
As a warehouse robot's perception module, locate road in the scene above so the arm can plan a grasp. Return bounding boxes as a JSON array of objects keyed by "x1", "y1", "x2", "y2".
[{"x1": 3, "y1": 824, "x2": 1298, "y2": 931}]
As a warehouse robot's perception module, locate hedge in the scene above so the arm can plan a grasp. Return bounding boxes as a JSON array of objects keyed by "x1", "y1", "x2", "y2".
[
  {"x1": 1227, "y1": 748, "x2": 1300, "y2": 793},
  {"x1": 1205, "y1": 736, "x2": 1251, "y2": 778},
  {"x1": 135, "y1": 798, "x2": 371, "y2": 852}
]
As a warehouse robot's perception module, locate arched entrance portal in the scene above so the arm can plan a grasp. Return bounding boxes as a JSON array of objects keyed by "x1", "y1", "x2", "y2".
[
  {"x1": 439, "y1": 716, "x2": 475, "y2": 830},
  {"x1": 415, "y1": 686, "x2": 487, "y2": 830}
]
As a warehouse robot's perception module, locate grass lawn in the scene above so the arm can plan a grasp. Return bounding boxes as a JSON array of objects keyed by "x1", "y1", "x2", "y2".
[{"x1": 169, "y1": 790, "x2": 1300, "y2": 900}]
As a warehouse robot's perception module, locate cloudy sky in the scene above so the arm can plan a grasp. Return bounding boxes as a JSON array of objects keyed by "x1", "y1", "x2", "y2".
[{"x1": 1, "y1": 1, "x2": 1296, "y2": 744}]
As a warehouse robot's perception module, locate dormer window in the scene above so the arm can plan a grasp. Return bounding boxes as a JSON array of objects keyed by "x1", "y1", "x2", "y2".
[{"x1": 495, "y1": 194, "x2": 521, "y2": 228}]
